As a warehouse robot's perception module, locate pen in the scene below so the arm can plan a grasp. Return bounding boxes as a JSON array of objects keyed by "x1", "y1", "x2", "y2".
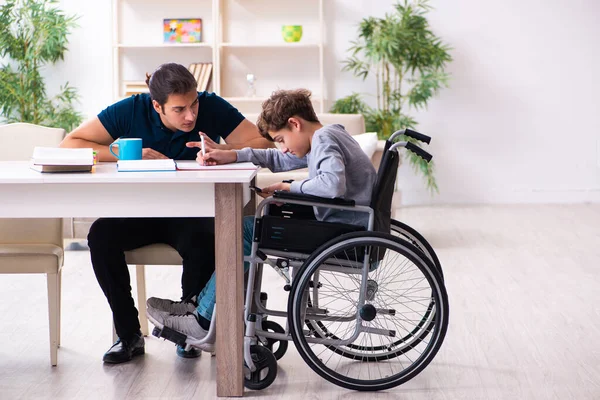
[{"x1": 200, "y1": 134, "x2": 206, "y2": 157}]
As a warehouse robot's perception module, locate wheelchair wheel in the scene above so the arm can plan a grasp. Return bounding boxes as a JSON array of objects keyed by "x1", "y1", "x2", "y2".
[
  {"x1": 306, "y1": 220, "x2": 442, "y2": 361},
  {"x1": 244, "y1": 345, "x2": 278, "y2": 390},
  {"x1": 390, "y1": 219, "x2": 443, "y2": 281},
  {"x1": 260, "y1": 320, "x2": 288, "y2": 360},
  {"x1": 289, "y1": 232, "x2": 448, "y2": 391}
]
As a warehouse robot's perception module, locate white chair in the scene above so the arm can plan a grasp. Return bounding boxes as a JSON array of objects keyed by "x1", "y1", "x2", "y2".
[
  {"x1": 0, "y1": 123, "x2": 65, "y2": 366},
  {"x1": 123, "y1": 245, "x2": 183, "y2": 338},
  {"x1": 120, "y1": 192, "x2": 256, "y2": 339}
]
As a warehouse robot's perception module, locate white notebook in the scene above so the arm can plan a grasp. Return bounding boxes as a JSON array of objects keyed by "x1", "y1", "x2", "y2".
[
  {"x1": 175, "y1": 161, "x2": 258, "y2": 170},
  {"x1": 117, "y1": 159, "x2": 176, "y2": 172},
  {"x1": 31, "y1": 147, "x2": 94, "y2": 166}
]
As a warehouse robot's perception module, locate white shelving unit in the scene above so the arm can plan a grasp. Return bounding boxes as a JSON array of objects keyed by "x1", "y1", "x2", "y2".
[
  {"x1": 111, "y1": 0, "x2": 217, "y2": 100},
  {"x1": 112, "y1": 0, "x2": 325, "y2": 113}
]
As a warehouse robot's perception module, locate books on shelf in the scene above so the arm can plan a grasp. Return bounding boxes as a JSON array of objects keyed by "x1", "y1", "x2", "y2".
[
  {"x1": 175, "y1": 161, "x2": 258, "y2": 170},
  {"x1": 188, "y1": 62, "x2": 213, "y2": 92},
  {"x1": 124, "y1": 81, "x2": 150, "y2": 96},
  {"x1": 30, "y1": 147, "x2": 94, "y2": 173},
  {"x1": 123, "y1": 62, "x2": 212, "y2": 97},
  {"x1": 117, "y1": 159, "x2": 176, "y2": 172}
]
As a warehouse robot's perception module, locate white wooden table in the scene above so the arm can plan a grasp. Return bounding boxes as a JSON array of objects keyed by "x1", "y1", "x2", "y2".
[{"x1": 0, "y1": 161, "x2": 258, "y2": 397}]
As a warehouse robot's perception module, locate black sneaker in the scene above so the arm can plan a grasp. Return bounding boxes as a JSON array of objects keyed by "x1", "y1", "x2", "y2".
[
  {"x1": 102, "y1": 333, "x2": 145, "y2": 364},
  {"x1": 176, "y1": 344, "x2": 201, "y2": 358}
]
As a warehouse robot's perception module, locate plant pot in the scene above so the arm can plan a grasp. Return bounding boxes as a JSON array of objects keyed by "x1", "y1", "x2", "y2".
[{"x1": 282, "y1": 25, "x2": 302, "y2": 42}]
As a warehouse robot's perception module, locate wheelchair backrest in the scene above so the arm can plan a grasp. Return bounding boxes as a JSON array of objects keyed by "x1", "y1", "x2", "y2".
[{"x1": 369, "y1": 141, "x2": 400, "y2": 233}]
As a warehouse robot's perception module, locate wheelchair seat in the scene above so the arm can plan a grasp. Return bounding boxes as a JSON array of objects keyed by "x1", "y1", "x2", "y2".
[{"x1": 257, "y1": 215, "x2": 365, "y2": 254}]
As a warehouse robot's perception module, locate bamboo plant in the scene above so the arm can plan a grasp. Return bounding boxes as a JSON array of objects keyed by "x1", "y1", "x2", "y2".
[
  {"x1": 0, "y1": 0, "x2": 82, "y2": 132},
  {"x1": 331, "y1": 0, "x2": 452, "y2": 192}
]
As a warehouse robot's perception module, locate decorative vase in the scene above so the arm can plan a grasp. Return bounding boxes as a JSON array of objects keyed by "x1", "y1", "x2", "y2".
[
  {"x1": 281, "y1": 25, "x2": 303, "y2": 43},
  {"x1": 246, "y1": 73, "x2": 256, "y2": 97}
]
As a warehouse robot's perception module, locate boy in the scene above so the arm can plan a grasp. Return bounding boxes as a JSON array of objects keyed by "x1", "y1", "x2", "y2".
[{"x1": 146, "y1": 89, "x2": 378, "y2": 352}]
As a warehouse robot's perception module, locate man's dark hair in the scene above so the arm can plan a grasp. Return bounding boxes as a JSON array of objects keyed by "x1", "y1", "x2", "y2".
[
  {"x1": 256, "y1": 89, "x2": 319, "y2": 141},
  {"x1": 144, "y1": 63, "x2": 197, "y2": 107}
]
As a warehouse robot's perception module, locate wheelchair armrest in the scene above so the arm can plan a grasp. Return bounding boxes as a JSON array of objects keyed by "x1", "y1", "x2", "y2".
[{"x1": 273, "y1": 191, "x2": 356, "y2": 207}]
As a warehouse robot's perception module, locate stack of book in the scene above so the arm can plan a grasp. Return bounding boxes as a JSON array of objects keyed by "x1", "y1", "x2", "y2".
[
  {"x1": 30, "y1": 147, "x2": 94, "y2": 173},
  {"x1": 188, "y1": 62, "x2": 213, "y2": 92},
  {"x1": 123, "y1": 81, "x2": 150, "y2": 97}
]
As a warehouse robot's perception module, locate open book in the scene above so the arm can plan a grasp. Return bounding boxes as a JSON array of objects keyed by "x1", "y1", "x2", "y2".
[
  {"x1": 30, "y1": 147, "x2": 94, "y2": 173},
  {"x1": 117, "y1": 159, "x2": 176, "y2": 172},
  {"x1": 175, "y1": 161, "x2": 258, "y2": 170}
]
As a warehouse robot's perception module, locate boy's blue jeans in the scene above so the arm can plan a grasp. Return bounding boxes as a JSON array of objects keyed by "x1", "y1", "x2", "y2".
[{"x1": 196, "y1": 216, "x2": 254, "y2": 321}]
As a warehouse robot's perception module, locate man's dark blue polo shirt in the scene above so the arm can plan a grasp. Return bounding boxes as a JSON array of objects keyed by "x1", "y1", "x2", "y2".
[{"x1": 97, "y1": 92, "x2": 245, "y2": 160}]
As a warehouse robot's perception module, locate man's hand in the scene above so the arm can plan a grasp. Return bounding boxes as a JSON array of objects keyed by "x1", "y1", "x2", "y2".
[
  {"x1": 59, "y1": 117, "x2": 119, "y2": 162},
  {"x1": 262, "y1": 182, "x2": 292, "y2": 195},
  {"x1": 198, "y1": 149, "x2": 237, "y2": 166},
  {"x1": 186, "y1": 132, "x2": 230, "y2": 152},
  {"x1": 142, "y1": 148, "x2": 168, "y2": 159}
]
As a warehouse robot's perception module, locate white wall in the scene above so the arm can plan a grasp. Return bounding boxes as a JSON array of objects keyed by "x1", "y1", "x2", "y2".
[{"x1": 38, "y1": 0, "x2": 600, "y2": 204}]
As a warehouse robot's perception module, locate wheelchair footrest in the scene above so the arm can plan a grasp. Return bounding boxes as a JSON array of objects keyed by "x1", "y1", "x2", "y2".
[{"x1": 152, "y1": 325, "x2": 187, "y2": 347}]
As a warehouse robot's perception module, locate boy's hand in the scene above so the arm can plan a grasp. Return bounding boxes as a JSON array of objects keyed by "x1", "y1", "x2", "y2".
[
  {"x1": 142, "y1": 148, "x2": 168, "y2": 159},
  {"x1": 262, "y1": 182, "x2": 291, "y2": 195},
  {"x1": 186, "y1": 132, "x2": 230, "y2": 152},
  {"x1": 199, "y1": 149, "x2": 237, "y2": 165}
]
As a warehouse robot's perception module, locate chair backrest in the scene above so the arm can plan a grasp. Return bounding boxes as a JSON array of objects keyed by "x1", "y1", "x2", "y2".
[
  {"x1": 0, "y1": 123, "x2": 65, "y2": 246},
  {"x1": 369, "y1": 143, "x2": 400, "y2": 233},
  {"x1": 0, "y1": 123, "x2": 66, "y2": 161}
]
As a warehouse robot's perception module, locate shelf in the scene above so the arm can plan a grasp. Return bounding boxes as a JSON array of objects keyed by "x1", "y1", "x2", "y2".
[
  {"x1": 115, "y1": 43, "x2": 213, "y2": 49},
  {"x1": 220, "y1": 43, "x2": 320, "y2": 49},
  {"x1": 113, "y1": 0, "x2": 325, "y2": 113},
  {"x1": 225, "y1": 96, "x2": 324, "y2": 103},
  {"x1": 224, "y1": 97, "x2": 266, "y2": 102}
]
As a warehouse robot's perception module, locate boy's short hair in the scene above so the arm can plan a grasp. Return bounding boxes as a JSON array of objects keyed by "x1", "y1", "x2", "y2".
[{"x1": 257, "y1": 89, "x2": 320, "y2": 140}]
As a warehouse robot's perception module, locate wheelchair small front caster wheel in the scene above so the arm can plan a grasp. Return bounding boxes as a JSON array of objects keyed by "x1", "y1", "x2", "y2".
[
  {"x1": 261, "y1": 320, "x2": 288, "y2": 360},
  {"x1": 243, "y1": 345, "x2": 277, "y2": 390}
]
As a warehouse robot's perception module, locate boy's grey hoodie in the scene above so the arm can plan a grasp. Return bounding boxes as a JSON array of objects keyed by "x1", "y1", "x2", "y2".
[{"x1": 235, "y1": 124, "x2": 377, "y2": 227}]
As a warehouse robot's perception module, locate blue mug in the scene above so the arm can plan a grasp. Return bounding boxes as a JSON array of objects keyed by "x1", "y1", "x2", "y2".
[{"x1": 109, "y1": 138, "x2": 143, "y2": 160}]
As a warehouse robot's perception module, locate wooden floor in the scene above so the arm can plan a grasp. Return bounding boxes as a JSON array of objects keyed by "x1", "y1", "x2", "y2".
[{"x1": 1, "y1": 205, "x2": 599, "y2": 399}]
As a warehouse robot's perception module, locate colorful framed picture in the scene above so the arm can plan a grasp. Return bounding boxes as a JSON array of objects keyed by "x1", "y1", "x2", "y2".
[{"x1": 163, "y1": 18, "x2": 202, "y2": 44}]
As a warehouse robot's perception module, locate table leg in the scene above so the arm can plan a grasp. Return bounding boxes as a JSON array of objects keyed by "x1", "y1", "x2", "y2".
[{"x1": 215, "y1": 183, "x2": 244, "y2": 397}]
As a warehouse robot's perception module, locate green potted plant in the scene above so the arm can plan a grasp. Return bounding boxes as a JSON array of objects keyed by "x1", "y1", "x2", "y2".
[
  {"x1": 0, "y1": 0, "x2": 83, "y2": 132},
  {"x1": 331, "y1": 0, "x2": 452, "y2": 192}
]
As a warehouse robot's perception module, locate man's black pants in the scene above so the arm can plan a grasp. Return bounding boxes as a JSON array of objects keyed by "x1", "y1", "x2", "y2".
[{"x1": 87, "y1": 217, "x2": 215, "y2": 340}]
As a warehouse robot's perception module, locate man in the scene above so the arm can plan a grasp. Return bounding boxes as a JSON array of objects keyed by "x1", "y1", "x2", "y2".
[{"x1": 60, "y1": 63, "x2": 272, "y2": 363}]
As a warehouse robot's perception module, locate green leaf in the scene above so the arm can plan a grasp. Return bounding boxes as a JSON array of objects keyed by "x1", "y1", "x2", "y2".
[
  {"x1": 0, "y1": 0, "x2": 82, "y2": 130},
  {"x1": 329, "y1": 93, "x2": 371, "y2": 115},
  {"x1": 336, "y1": 0, "x2": 449, "y2": 193},
  {"x1": 406, "y1": 70, "x2": 450, "y2": 110}
]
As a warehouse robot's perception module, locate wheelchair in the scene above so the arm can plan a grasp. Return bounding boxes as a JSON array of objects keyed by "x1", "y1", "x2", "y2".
[{"x1": 152, "y1": 129, "x2": 448, "y2": 392}]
